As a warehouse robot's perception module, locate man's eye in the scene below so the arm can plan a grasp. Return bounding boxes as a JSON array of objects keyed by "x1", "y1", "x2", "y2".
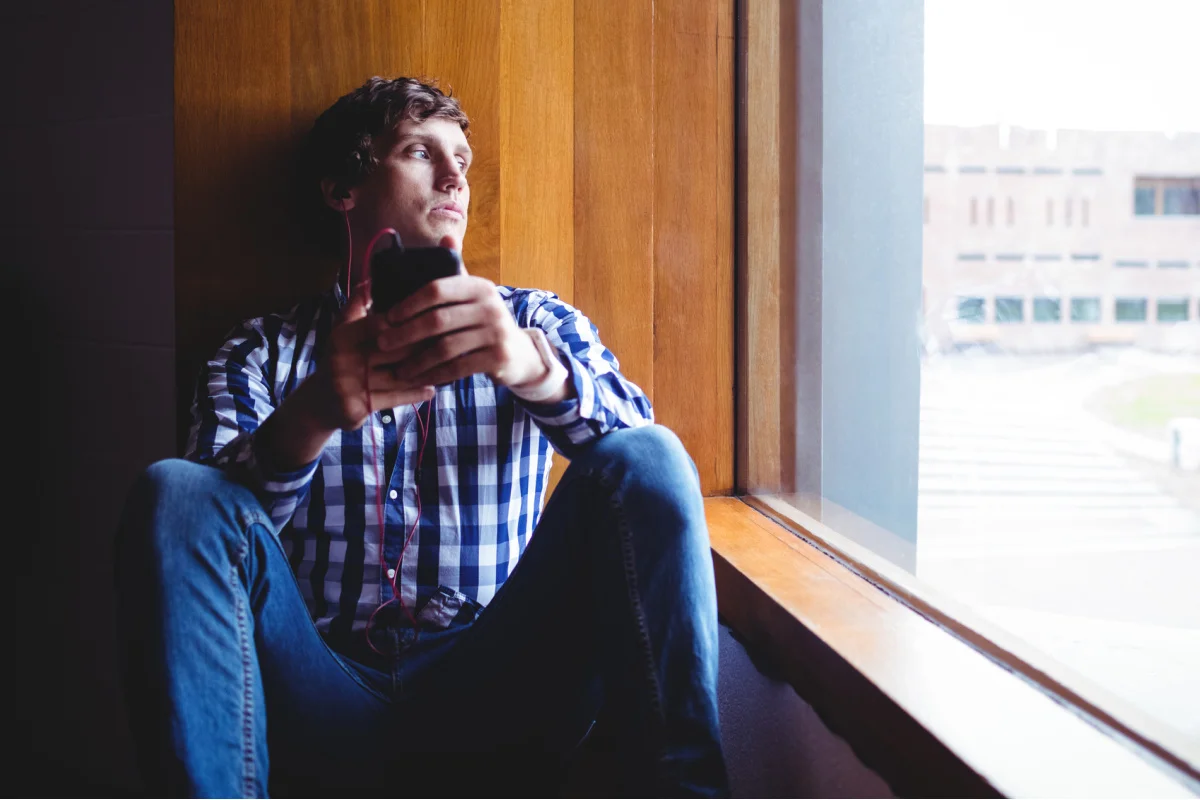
[
  {"x1": 456, "y1": 158, "x2": 468, "y2": 171},
  {"x1": 411, "y1": 148, "x2": 430, "y2": 159}
]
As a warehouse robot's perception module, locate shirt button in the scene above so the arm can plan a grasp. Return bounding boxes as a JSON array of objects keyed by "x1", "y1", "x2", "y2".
[
  {"x1": 389, "y1": 489, "x2": 399, "y2": 500},
  {"x1": 386, "y1": 568, "x2": 396, "y2": 580},
  {"x1": 381, "y1": 414, "x2": 392, "y2": 424}
]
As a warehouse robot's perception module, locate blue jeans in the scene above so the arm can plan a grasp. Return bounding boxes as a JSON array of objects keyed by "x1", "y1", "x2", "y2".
[{"x1": 115, "y1": 425, "x2": 728, "y2": 797}]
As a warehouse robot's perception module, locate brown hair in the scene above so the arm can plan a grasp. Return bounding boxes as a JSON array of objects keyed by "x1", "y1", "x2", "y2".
[{"x1": 299, "y1": 76, "x2": 470, "y2": 255}]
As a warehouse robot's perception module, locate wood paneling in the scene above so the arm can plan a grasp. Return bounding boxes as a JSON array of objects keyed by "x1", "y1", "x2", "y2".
[
  {"x1": 176, "y1": 0, "x2": 735, "y2": 492},
  {"x1": 500, "y1": 0, "x2": 573, "y2": 300},
  {"x1": 573, "y1": 0, "x2": 654, "y2": 399},
  {"x1": 652, "y1": 0, "x2": 735, "y2": 494}
]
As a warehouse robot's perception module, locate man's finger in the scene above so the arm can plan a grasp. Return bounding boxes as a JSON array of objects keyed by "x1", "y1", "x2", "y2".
[
  {"x1": 386, "y1": 275, "x2": 492, "y2": 325},
  {"x1": 338, "y1": 280, "x2": 372, "y2": 325},
  {"x1": 375, "y1": 302, "x2": 485, "y2": 355}
]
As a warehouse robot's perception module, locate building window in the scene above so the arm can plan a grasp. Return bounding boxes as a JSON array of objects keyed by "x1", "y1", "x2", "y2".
[
  {"x1": 1114, "y1": 298, "x2": 1147, "y2": 322},
  {"x1": 1064, "y1": 197, "x2": 1073, "y2": 226},
  {"x1": 1134, "y1": 176, "x2": 1200, "y2": 216},
  {"x1": 1158, "y1": 260, "x2": 1190, "y2": 269},
  {"x1": 957, "y1": 296, "x2": 986, "y2": 323},
  {"x1": 987, "y1": 196, "x2": 995, "y2": 226},
  {"x1": 970, "y1": 197, "x2": 978, "y2": 225},
  {"x1": 1157, "y1": 298, "x2": 1191, "y2": 322},
  {"x1": 995, "y1": 296, "x2": 1024, "y2": 323},
  {"x1": 1046, "y1": 198, "x2": 1054, "y2": 225},
  {"x1": 1115, "y1": 259, "x2": 1148, "y2": 268},
  {"x1": 1006, "y1": 197, "x2": 1015, "y2": 226},
  {"x1": 1070, "y1": 297, "x2": 1101, "y2": 323},
  {"x1": 1082, "y1": 198, "x2": 1089, "y2": 226},
  {"x1": 1163, "y1": 181, "x2": 1200, "y2": 215},
  {"x1": 1033, "y1": 297, "x2": 1061, "y2": 322}
]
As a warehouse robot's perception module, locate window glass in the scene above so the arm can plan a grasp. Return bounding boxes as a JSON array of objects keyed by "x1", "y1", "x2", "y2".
[
  {"x1": 956, "y1": 296, "x2": 986, "y2": 323},
  {"x1": 919, "y1": 0, "x2": 1200, "y2": 746},
  {"x1": 749, "y1": 0, "x2": 1200, "y2": 754},
  {"x1": 995, "y1": 296, "x2": 1024, "y2": 323},
  {"x1": 1032, "y1": 297, "x2": 1061, "y2": 322},
  {"x1": 1134, "y1": 184, "x2": 1157, "y2": 215},
  {"x1": 1157, "y1": 298, "x2": 1191, "y2": 322},
  {"x1": 1114, "y1": 297, "x2": 1147, "y2": 322},
  {"x1": 1069, "y1": 297, "x2": 1101, "y2": 322}
]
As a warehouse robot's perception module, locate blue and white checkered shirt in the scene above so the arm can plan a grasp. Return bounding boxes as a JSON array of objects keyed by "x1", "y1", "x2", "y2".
[{"x1": 186, "y1": 283, "x2": 654, "y2": 641}]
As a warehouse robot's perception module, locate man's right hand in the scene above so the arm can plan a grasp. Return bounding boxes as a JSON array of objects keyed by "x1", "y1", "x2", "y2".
[
  {"x1": 255, "y1": 284, "x2": 434, "y2": 472},
  {"x1": 302, "y1": 284, "x2": 436, "y2": 433}
]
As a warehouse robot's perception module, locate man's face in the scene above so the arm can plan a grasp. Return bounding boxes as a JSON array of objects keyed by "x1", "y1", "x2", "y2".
[{"x1": 355, "y1": 117, "x2": 472, "y2": 250}]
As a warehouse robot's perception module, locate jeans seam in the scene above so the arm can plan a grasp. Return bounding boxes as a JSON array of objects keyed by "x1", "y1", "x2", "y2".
[
  {"x1": 232, "y1": 539, "x2": 256, "y2": 798},
  {"x1": 247, "y1": 520, "x2": 392, "y2": 705},
  {"x1": 602, "y1": 475, "x2": 667, "y2": 746}
]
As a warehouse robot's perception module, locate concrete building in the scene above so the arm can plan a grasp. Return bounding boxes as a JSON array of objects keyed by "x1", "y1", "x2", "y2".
[{"x1": 922, "y1": 125, "x2": 1199, "y2": 354}]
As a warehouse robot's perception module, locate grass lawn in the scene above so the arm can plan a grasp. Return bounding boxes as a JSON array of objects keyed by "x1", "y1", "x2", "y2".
[{"x1": 1086, "y1": 372, "x2": 1200, "y2": 441}]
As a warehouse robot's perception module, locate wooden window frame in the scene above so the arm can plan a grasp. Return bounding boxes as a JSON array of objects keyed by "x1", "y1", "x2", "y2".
[{"x1": 724, "y1": 0, "x2": 1200, "y2": 794}]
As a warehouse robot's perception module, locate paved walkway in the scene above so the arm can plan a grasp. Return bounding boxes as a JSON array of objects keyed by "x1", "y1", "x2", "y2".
[{"x1": 916, "y1": 349, "x2": 1200, "y2": 742}]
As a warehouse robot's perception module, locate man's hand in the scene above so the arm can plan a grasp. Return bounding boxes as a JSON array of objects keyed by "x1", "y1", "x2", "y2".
[
  {"x1": 370, "y1": 239, "x2": 548, "y2": 391},
  {"x1": 253, "y1": 282, "x2": 437, "y2": 473},
  {"x1": 304, "y1": 285, "x2": 438, "y2": 433}
]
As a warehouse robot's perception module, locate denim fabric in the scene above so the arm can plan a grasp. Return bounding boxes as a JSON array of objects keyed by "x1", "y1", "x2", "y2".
[{"x1": 116, "y1": 424, "x2": 727, "y2": 797}]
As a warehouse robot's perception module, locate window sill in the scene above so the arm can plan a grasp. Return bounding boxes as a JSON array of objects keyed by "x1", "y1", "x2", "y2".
[{"x1": 704, "y1": 496, "x2": 1197, "y2": 798}]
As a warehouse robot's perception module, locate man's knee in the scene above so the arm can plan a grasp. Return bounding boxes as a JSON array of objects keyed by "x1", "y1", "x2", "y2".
[
  {"x1": 582, "y1": 425, "x2": 705, "y2": 536},
  {"x1": 121, "y1": 458, "x2": 265, "y2": 555}
]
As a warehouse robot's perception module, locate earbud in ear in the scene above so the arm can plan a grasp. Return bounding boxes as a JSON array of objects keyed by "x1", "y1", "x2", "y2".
[{"x1": 334, "y1": 185, "x2": 351, "y2": 200}]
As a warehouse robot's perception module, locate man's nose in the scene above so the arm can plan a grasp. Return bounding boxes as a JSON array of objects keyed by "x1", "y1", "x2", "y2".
[{"x1": 438, "y1": 162, "x2": 467, "y2": 193}]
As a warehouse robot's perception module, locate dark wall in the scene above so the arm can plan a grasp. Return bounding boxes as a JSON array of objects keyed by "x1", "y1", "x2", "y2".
[{"x1": 0, "y1": 0, "x2": 174, "y2": 794}]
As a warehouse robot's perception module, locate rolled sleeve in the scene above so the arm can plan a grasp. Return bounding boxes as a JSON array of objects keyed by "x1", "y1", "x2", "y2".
[{"x1": 508, "y1": 289, "x2": 654, "y2": 458}]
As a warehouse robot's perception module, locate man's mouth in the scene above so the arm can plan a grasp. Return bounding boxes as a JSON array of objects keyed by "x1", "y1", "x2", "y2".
[{"x1": 431, "y1": 202, "x2": 465, "y2": 220}]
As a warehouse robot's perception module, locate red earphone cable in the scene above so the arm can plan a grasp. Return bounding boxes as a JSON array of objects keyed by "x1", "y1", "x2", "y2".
[{"x1": 346, "y1": 222, "x2": 436, "y2": 654}]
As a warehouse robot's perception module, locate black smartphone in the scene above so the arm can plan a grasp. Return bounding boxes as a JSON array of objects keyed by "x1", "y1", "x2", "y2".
[{"x1": 370, "y1": 246, "x2": 463, "y2": 316}]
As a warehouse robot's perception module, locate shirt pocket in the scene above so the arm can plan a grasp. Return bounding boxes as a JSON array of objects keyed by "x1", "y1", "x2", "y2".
[{"x1": 415, "y1": 585, "x2": 483, "y2": 630}]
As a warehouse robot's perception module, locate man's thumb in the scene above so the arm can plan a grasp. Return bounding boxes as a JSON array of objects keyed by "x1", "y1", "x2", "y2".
[{"x1": 339, "y1": 280, "x2": 371, "y2": 324}]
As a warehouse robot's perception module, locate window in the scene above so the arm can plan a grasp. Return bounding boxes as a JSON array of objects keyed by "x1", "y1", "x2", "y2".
[
  {"x1": 957, "y1": 296, "x2": 986, "y2": 323},
  {"x1": 742, "y1": 0, "x2": 1200, "y2": 786},
  {"x1": 1157, "y1": 260, "x2": 1190, "y2": 269},
  {"x1": 1134, "y1": 176, "x2": 1200, "y2": 215},
  {"x1": 994, "y1": 296, "x2": 1024, "y2": 323},
  {"x1": 1134, "y1": 183, "x2": 1156, "y2": 215},
  {"x1": 1033, "y1": 297, "x2": 1061, "y2": 322},
  {"x1": 1114, "y1": 297, "x2": 1147, "y2": 322},
  {"x1": 1163, "y1": 181, "x2": 1200, "y2": 214},
  {"x1": 1156, "y1": 298, "x2": 1190, "y2": 322},
  {"x1": 1070, "y1": 297, "x2": 1101, "y2": 322}
]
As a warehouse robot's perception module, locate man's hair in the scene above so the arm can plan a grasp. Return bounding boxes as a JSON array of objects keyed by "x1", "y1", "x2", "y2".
[{"x1": 299, "y1": 76, "x2": 470, "y2": 256}]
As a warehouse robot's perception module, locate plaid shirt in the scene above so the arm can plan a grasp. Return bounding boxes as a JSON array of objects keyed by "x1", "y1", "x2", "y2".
[{"x1": 186, "y1": 283, "x2": 654, "y2": 641}]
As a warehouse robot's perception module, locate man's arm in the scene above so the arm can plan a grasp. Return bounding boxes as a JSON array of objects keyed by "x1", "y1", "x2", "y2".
[
  {"x1": 188, "y1": 289, "x2": 435, "y2": 530},
  {"x1": 506, "y1": 288, "x2": 655, "y2": 457}
]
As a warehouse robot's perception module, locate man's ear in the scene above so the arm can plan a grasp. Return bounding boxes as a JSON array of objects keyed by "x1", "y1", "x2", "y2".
[{"x1": 320, "y1": 178, "x2": 356, "y2": 211}]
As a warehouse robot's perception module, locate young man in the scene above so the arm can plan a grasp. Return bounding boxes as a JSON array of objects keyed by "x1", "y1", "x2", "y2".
[{"x1": 115, "y1": 77, "x2": 728, "y2": 797}]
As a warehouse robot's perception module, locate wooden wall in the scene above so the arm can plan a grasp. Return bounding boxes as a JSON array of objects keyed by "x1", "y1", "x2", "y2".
[{"x1": 176, "y1": 0, "x2": 734, "y2": 494}]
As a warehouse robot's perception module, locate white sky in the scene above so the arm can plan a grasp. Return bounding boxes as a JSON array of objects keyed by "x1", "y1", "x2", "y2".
[{"x1": 924, "y1": 0, "x2": 1200, "y2": 132}]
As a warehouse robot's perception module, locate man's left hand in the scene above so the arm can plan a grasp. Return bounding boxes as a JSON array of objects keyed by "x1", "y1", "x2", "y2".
[{"x1": 369, "y1": 242, "x2": 546, "y2": 390}]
